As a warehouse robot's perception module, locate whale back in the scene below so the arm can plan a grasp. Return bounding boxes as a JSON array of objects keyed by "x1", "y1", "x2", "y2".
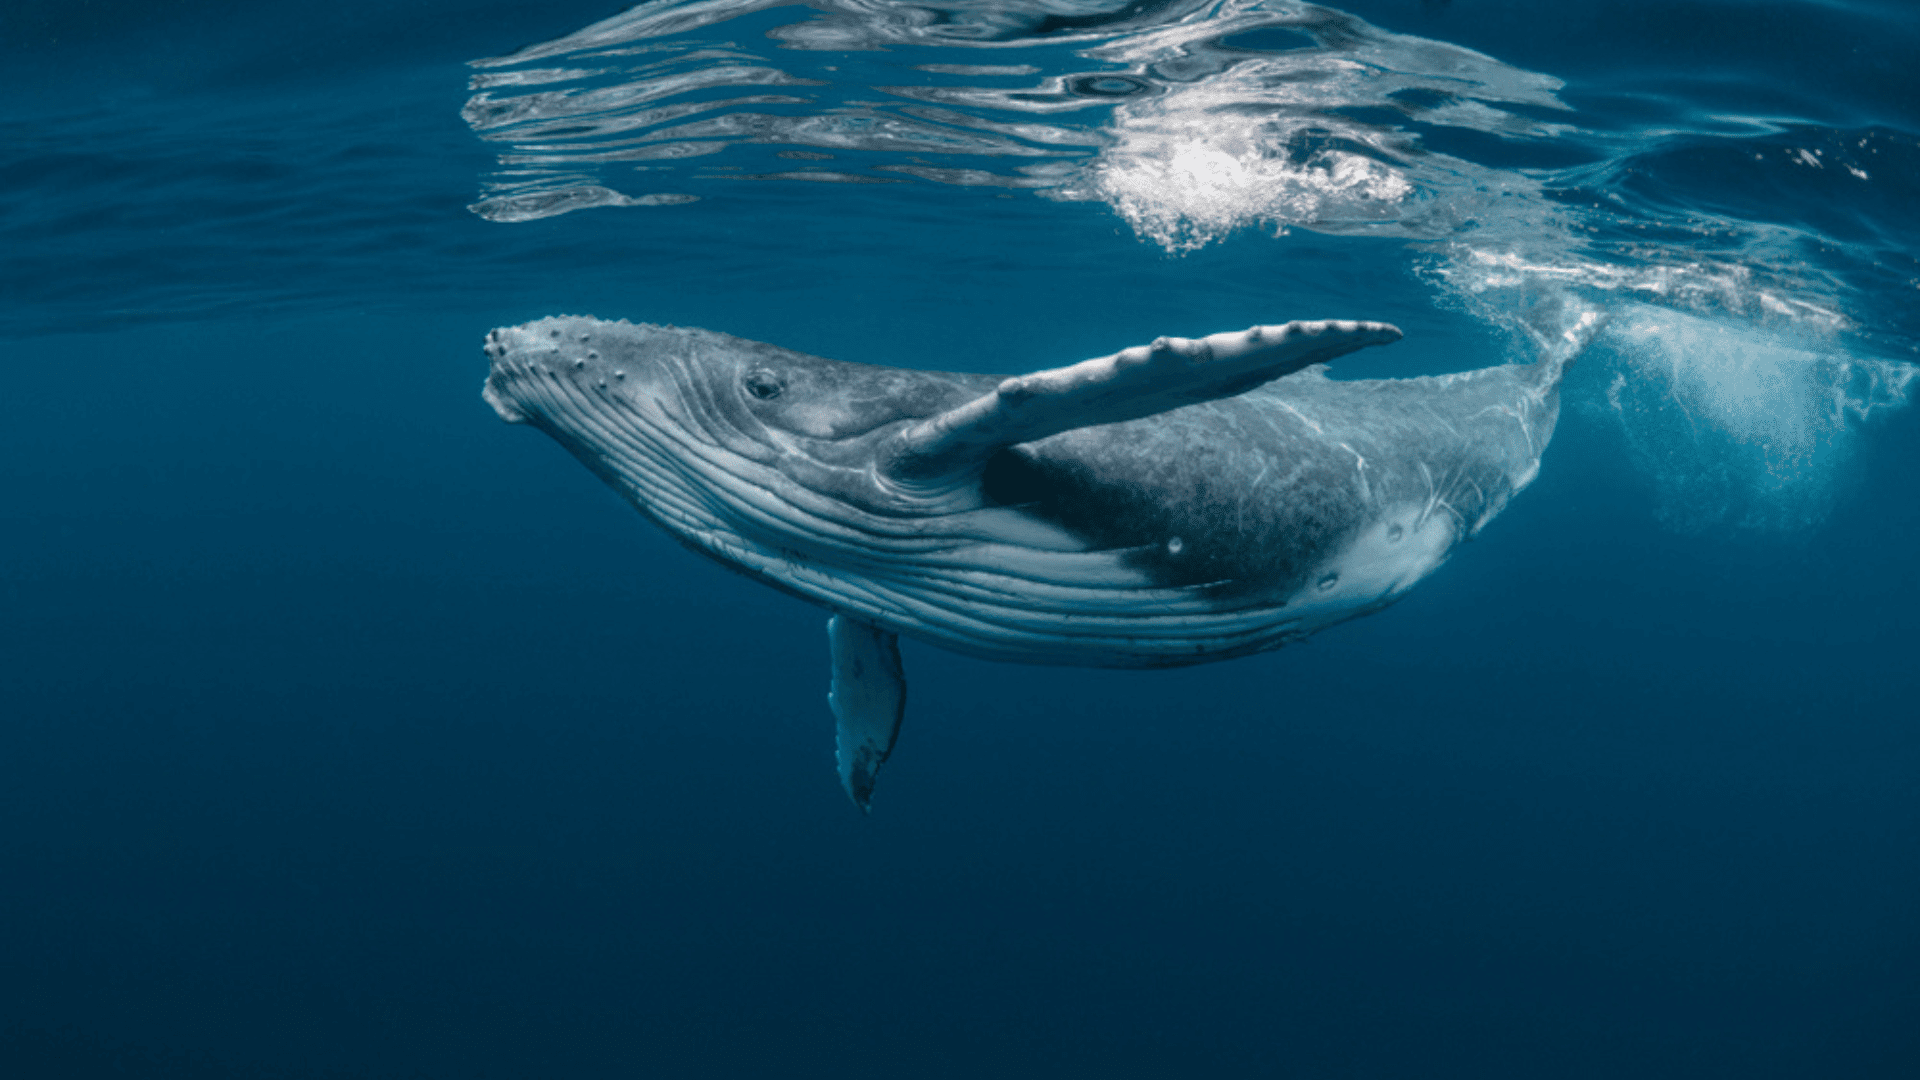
[{"x1": 979, "y1": 361, "x2": 1561, "y2": 601}]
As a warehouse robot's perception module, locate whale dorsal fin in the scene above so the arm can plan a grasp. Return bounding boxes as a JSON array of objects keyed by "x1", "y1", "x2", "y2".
[{"x1": 886, "y1": 320, "x2": 1401, "y2": 481}]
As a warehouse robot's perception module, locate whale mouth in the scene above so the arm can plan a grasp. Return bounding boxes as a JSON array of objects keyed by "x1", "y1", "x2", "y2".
[
  {"x1": 482, "y1": 317, "x2": 635, "y2": 427},
  {"x1": 482, "y1": 317, "x2": 815, "y2": 589},
  {"x1": 480, "y1": 325, "x2": 534, "y2": 424}
]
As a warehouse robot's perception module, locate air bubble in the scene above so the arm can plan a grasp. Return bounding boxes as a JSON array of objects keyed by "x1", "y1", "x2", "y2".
[
  {"x1": 1387, "y1": 523, "x2": 1403, "y2": 541},
  {"x1": 1317, "y1": 573, "x2": 1339, "y2": 592},
  {"x1": 1067, "y1": 74, "x2": 1150, "y2": 98},
  {"x1": 1166, "y1": 536, "x2": 1184, "y2": 555}
]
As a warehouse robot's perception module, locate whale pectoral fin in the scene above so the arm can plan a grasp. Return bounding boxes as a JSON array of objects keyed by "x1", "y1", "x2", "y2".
[
  {"x1": 886, "y1": 319, "x2": 1401, "y2": 479},
  {"x1": 827, "y1": 615, "x2": 906, "y2": 813}
]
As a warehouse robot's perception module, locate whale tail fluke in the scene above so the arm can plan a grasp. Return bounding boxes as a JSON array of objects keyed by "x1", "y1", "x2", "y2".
[{"x1": 1518, "y1": 301, "x2": 1607, "y2": 390}]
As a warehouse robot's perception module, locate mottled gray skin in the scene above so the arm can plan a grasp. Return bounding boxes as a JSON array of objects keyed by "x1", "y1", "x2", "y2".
[
  {"x1": 983, "y1": 367, "x2": 1552, "y2": 598},
  {"x1": 484, "y1": 317, "x2": 1565, "y2": 669}
]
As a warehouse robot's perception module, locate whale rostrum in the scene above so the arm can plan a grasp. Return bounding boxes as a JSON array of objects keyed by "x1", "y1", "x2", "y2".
[{"x1": 484, "y1": 315, "x2": 1577, "y2": 810}]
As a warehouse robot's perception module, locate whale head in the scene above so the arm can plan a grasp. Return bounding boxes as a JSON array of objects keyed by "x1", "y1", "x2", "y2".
[
  {"x1": 484, "y1": 315, "x2": 948, "y2": 457},
  {"x1": 481, "y1": 316, "x2": 995, "y2": 557}
]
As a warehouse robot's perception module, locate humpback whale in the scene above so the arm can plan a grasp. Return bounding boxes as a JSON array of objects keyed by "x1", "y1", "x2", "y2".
[{"x1": 483, "y1": 314, "x2": 1588, "y2": 809}]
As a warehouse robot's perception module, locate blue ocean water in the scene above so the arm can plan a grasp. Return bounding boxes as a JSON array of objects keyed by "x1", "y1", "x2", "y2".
[{"x1": 3, "y1": 0, "x2": 1917, "y2": 1075}]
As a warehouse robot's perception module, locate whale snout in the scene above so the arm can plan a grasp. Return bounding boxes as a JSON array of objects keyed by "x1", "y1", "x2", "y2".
[{"x1": 482, "y1": 316, "x2": 638, "y2": 426}]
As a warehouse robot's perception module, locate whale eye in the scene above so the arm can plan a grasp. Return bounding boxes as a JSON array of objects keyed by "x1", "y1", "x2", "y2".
[{"x1": 743, "y1": 369, "x2": 784, "y2": 400}]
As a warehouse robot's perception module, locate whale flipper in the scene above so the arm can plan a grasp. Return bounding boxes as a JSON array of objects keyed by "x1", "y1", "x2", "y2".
[
  {"x1": 827, "y1": 615, "x2": 906, "y2": 813},
  {"x1": 887, "y1": 319, "x2": 1401, "y2": 481}
]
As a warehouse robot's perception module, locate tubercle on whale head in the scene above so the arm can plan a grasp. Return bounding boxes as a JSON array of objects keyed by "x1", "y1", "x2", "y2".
[
  {"x1": 480, "y1": 315, "x2": 764, "y2": 451},
  {"x1": 479, "y1": 315, "x2": 981, "y2": 530},
  {"x1": 481, "y1": 326, "x2": 531, "y2": 423}
]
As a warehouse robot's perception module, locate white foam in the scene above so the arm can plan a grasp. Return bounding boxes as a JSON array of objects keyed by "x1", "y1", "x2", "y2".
[
  {"x1": 1057, "y1": 8, "x2": 1564, "y2": 252},
  {"x1": 1437, "y1": 247, "x2": 1853, "y2": 335},
  {"x1": 1085, "y1": 92, "x2": 1418, "y2": 252},
  {"x1": 1596, "y1": 306, "x2": 1917, "y2": 532}
]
